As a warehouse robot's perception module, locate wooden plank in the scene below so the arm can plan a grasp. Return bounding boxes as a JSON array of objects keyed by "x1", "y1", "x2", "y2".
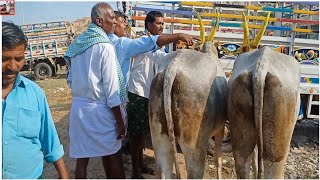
[
  {"x1": 246, "y1": 5, "x2": 262, "y2": 10},
  {"x1": 180, "y1": 1, "x2": 319, "y2": 15},
  {"x1": 293, "y1": 28, "x2": 314, "y2": 33},
  {"x1": 213, "y1": 3, "x2": 245, "y2": 9},
  {"x1": 262, "y1": 6, "x2": 293, "y2": 13},
  {"x1": 294, "y1": 9, "x2": 319, "y2": 15},
  {"x1": 132, "y1": 16, "x2": 315, "y2": 32},
  {"x1": 180, "y1": 1, "x2": 213, "y2": 7},
  {"x1": 132, "y1": 7, "x2": 319, "y2": 24}
]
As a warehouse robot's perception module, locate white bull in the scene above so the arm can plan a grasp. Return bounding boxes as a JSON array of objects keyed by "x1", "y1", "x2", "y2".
[{"x1": 228, "y1": 13, "x2": 301, "y2": 179}]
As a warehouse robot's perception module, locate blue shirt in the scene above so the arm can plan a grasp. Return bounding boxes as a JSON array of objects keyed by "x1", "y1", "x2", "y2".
[
  {"x1": 2, "y1": 74, "x2": 64, "y2": 179},
  {"x1": 108, "y1": 34, "x2": 160, "y2": 87}
]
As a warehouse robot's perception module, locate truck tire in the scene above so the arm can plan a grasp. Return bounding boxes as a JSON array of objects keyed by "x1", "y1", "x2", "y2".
[{"x1": 34, "y1": 62, "x2": 52, "y2": 80}]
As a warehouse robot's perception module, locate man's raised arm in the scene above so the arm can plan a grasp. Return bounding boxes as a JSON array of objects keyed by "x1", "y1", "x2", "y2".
[{"x1": 156, "y1": 33, "x2": 194, "y2": 47}]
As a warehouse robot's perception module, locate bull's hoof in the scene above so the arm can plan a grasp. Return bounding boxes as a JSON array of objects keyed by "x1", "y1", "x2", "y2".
[
  {"x1": 141, "y1": 165, "x2": 155, "y2": 175},
  {"x1": 131, "y1": 174, "x2": 145, "y2": 179}
]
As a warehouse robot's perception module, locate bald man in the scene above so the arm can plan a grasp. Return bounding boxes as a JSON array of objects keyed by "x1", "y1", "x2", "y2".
[{"x1": 65, "y1": 2, "x2": 126, "y2": 178}]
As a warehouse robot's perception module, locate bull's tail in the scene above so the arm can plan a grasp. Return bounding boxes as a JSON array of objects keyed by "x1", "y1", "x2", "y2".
[
  {"x1": 252, "y1": 64, "x2": 267, "y2": 179},
  {"x1": 163, "y1": 57, "x2": 181, "y2": 179}
]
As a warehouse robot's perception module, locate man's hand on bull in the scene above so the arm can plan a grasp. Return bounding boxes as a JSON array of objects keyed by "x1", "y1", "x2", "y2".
[
  {"x1": 178, "y1": 33, "x2": 194, "y2": 46},
  {"x1": 191, "y1": 35, "x2": 201, "y2": 41}
]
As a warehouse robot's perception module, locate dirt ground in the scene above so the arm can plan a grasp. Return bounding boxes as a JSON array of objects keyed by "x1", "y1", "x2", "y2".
[{"x1": 27, "y1": 72, "x2": 319, "y2": 179}]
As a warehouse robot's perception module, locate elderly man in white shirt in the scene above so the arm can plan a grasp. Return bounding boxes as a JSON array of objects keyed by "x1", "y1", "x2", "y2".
[{"x1": 65, "y1": 2, "x2": 127, "y2": 179}]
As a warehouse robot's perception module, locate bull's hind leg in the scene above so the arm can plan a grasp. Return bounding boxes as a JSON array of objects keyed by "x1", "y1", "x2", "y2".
[
  {"x1": 228, "y1": 72, "x2": 256, "y2": 179},
  {"x1": 251, "y1": 146, "x2": 258, "y2": 178},
  {"x1": 231, "y1": 118, "x2": 255, "y2": 179},
  {"x1": 213, "y1": 127, "x2": 224, "y2": 179},
  {"x1": 151, "y1": 132, "x2": 174, "y2": 179},
  {"x1": 262, "y1": 73, "x2": 298, "y2": 179},
  {"x1": 264, "y1": 158, "x2": 286, "y2": 179},
  {"x1": 149, "y1": 103, "x2": 175, "y2": 178},
  {"x1": 179, "y1": 141, "x2": 208, "y2": 179},
  {"x1": 149, "y1": 73, "x2": 174, "y2": 179}
]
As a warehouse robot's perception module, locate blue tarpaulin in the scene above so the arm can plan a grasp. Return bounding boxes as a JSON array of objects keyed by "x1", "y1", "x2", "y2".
[
  {"x1": 292, "y1": 1, "x2": 319, "y2": 6},
  {"x1": 158, "y1": 1, "x2": 180, "y2": 4}
]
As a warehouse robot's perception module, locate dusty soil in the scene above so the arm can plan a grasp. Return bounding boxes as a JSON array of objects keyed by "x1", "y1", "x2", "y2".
[{"x1": 25, "y1": 72, "x2": 319, "y2": 179}]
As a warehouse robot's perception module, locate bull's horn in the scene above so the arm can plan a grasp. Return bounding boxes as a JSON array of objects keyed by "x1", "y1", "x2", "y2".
[
  {"x1": 251, "y1": 12, "x2": 271, "y2": 48},
  {"x1": 242, "y1": 12, "x2": 250, "y2": 49},
  {"x1": 207, "y1": 12, "x2": 220, "y2": 42},
  {"x1": 193, "y1": 9, "x2": 205, "y2": 48}
]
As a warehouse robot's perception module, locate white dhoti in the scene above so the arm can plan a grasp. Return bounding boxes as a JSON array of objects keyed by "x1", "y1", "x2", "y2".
[{"x1": 69, "y1": 97, "x2": 127, "y2": 158}]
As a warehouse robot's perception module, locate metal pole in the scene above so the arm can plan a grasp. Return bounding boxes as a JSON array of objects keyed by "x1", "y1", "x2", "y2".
[
  {"x1": 191, "y1": 5, "x2": 194, "y2": 31},
  {"x1": 281, "y1": 2, "x2": 285, "y2": 37},
  {"x1": 307, "y1": 5, "x2": 312, "y2": 39},
  {"x1": 21, "y1": 1, "x2": 25, "y2": 25},
  {"x1": 274, "y1": 2, "x2": 282, "y2": 37},
  {"x1": 212, "y1": 3, "x2": 217, "y2": 34},
  {"x1": 289, "y1": 3, "x2": 298, "y2": 57},
  {"x1": 169, "y1": 3, "x2": 174, "y2": 53}
]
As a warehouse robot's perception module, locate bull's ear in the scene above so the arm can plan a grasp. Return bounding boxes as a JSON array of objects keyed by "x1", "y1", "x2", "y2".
[
  {"x1": 207, "y1": 11, "x2": 220, "y2": 42},
  {"x1": 242, "y1": 12, "x2": 250, "y2": 52},
  {"x1": 251, "y1": 12, "x2": 271, "y2": 48},
  {"x1": 193, "y1": 9, "x2": 205, "y2": 49}
]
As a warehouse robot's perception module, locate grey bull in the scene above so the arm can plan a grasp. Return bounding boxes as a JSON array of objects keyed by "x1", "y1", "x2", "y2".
[
  {"x1": 148, "y1": 12, "x2": 228, "y2": 179},
  {"x1": 228, "y1": 13, "x2": 301, "y2": 179},
  {"x1": 149, "y1": 42, "x2": 228, "y2": 179}
]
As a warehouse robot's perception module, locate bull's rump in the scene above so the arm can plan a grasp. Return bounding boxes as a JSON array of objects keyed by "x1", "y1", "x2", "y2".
[
  {"x1": 262, "y1": 72, "x2": 298, "y2": 162},
  {"x1": 171, "y1": 72, "x2": 212, "y2": 146},
  {"x1": 150, "y1": 49, "x2": 227, "y2": 145},
  {"x1": 229, "y1": 71, "x2": 298, "y2": 162},
  {"x1": 149, "y1": 72, "x2": 168, "y2": 136}
]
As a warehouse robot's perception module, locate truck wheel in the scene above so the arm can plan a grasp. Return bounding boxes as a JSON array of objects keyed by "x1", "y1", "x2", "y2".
[{"x1": 34, "y1": 62, "x2": 52, "y2": 80}]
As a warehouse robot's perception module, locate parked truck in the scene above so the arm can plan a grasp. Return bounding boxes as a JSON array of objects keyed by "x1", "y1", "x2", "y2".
[{"x1": 20, "y1": 21, "x2": 74, "y2": 79}]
